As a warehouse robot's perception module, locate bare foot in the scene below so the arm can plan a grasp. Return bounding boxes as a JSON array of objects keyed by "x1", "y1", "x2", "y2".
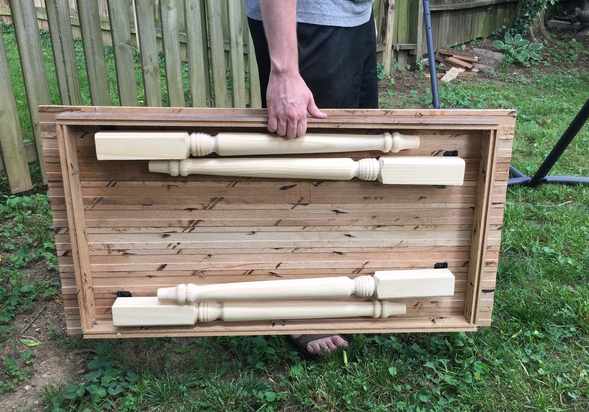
[{"x1": 290, "y1": 334, "x2": 348, "y2": 356}]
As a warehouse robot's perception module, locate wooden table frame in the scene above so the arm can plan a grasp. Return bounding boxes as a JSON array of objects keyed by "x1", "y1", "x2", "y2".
[{"x1": 41, "y1": 106, "x2": 515, "y2": 339}]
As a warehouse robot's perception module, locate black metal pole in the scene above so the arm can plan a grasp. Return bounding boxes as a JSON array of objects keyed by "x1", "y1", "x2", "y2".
[
  {"x1": 528, "y1": 97, "x2": 589, "y2": 186},
  {"x1": 423, "y1": 0, "x2": 440, "y2": 109}
]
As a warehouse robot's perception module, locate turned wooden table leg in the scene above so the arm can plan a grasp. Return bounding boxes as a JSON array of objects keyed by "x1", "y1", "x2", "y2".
[{"x1": 95, "y1": 131, "x2": 420, "y2": 159}]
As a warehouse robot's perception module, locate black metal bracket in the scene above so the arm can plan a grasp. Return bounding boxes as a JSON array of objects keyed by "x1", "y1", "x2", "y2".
[
  {"x1": 508, "y1": 97, "x2": 589, "y2": 187},
  {"x1": 117, "y1": 291, "x2": 132, "y2": 298},
  {"x1": 434, "y1": 262, "x2": 449, "y2": 269}
]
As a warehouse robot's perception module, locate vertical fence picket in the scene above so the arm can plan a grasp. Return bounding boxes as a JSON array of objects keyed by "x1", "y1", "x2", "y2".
[
  {"x1": 134, "y1": 0, "x2": 162, "y2": 107},
  {"x1": 227, "y1": 0, "x2": 245, "y2": 107},
  {"x1": 0, "y1": 31, "x2": 32, "y2": 193},
  {"x1": 8, "y1": 0, "x2": 49, "y2": 183},
  {"x1": 185, "y1": 0, "x2": 209, "y2": 107},
  {"x1": 46, "y1": 0, "x2": 82, "y2": 105},
  {"x1": 160, "y1": 0, "x2": 184, "y2": 107},
  {"x1": 381, "y1": 0, "x2": 396, "y2": 74},
  {"x1": 206, "y1": 0, "x2": 228, "y2": 107},
  {"x1": 395, "y1": 0, "x2": 408, "y2": 68},
  {"x1": 107, "y1": 0, "x2": 138, "y2": 106},
  {"x1": 76, "y1": 0, "x2": 110, "y2": 105},
  {"x1": 247, "y1": 30, "x2": 261, "y2": 108}
]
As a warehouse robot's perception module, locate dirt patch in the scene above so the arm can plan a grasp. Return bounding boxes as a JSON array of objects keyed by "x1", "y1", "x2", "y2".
[{"x1": 0, "y1": 300, "x2": 91, "y2": 411}]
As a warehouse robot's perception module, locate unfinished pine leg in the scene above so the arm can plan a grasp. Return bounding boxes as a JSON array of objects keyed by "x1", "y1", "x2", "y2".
[
  {"x1": 94, "y1": 131, "x2": 420, "y2": 160},
  {"x1": 149, "y1": 156, "x2": 465, "y2": 186},
  {"x1": 158, "y1": 275, "x2": 376, "y2": 303},
  {"x1": 112, "y1": 298, "x2": 407, "y2": 327},
  {"x1": 157, "y1": 269, "x2": 455, "y2": 304}
]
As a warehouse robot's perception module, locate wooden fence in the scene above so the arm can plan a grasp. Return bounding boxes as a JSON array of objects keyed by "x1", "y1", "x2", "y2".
[{"x1": 0, "y1": 0, "x2": 517, "y2": 194}]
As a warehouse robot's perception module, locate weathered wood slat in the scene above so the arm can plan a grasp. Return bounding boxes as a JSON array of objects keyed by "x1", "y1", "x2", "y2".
[
  {"x1": 246, "y1": 30, "x2": 261, "y2": 108},
  {"x1": 206, "y1": 0, "x2": 228, "y2": 107},
  {"x1": 107, "y1": 0, "x2": 139, "y2": 106},
  {"x1": 227, "y1": 0, "x2": 245, "y2": 107},
  {"x1": 75, "y1": 209, "x2": 475, "y2": 228},
  {"x1": 0, "y1": 30, "x2": 32, "y2": 193},
  {"x1": 160, "y1": 0, "x2": 184, "y2": 107},
  {"x1": 76, "y1": 0, "x2": 111, "y2": 106},
  {"x1": 56, "y1": 124, "x2": 96, "y2": 332},
  {"x1": 45, "y1": 0, "x2": 82, "y2": 105},
  {"x1": 82, "y1": 316, "x2": 479, "y2": 339},
  {"x1": 9, "y1": 0, "x2": 49, "y2": 183},
  {"x1": 395, "y1": 0, "x2": 409, "y2": 68},
  {"x1": 383, "y1": 0, "x2": 395, "y2": 74},
  {"x1": 134, "y1": 0, "x2": 162, "y2": 107},
  {"x1": 185, "y1": 0, "x2": 210, "y2": 107},
  {"x1": 86, "y1": 229, "x2": 474, "y2": 252}
]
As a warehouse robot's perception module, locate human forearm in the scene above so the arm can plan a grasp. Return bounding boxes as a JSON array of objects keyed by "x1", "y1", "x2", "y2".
[
  {"x1": 258, "y1": 0, "x2": 298, "y2": 76},
  {"x1": 257, "y1": 0, "x2": 325, "y2": 138}
]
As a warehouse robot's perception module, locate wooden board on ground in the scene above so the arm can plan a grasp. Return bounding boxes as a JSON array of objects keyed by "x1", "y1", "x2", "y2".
[{"x1": 40, "y1": 106, "x2": 516, "y2": 338}]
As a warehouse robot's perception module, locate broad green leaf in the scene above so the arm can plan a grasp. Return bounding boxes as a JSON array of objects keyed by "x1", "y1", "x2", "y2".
[
  {"x1": 108, "y1": 384, "x2": 124, "y2": 396},
  {"x1": 20, "y1": 338, "x2": 40, "y2": 347},
  {"x1": 492, "y1": 40, "x2": 504, "y2": 50},
  {"x1": 518, "y1": 39, "x2": 530, "y2": 48},
  {"x1": 529, "y1": 43, "x2": 543, "y2": 51}
]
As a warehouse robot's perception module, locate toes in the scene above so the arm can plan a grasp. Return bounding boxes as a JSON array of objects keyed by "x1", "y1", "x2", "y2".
[{"x1": 306, "y1": 335, "x2": 348, "y2": 355}]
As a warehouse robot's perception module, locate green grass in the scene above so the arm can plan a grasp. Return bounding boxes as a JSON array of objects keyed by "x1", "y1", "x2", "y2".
[{"x1": 1, "y1": 25, "x2": 589, "y2": 410}]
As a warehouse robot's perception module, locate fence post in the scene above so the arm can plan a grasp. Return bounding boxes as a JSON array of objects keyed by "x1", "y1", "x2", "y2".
[
  {"x1": 9, "y1": 0, "x2": 50, "y2": 183},
  {"x1": 0, "y1": 28, "x2": 32, "y2": 193}
]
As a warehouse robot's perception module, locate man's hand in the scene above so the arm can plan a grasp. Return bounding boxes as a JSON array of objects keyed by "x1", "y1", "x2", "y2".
[
  {"x1": 258, "y1": 0, "x2": 326, "y2": 138},
  {"x1": 266, "y1": 70, "x2": 326, "y2": 138}
]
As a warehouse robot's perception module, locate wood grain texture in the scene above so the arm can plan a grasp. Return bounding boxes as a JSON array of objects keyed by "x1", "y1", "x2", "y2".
[
  {"x1": 9, "y1": 0, "x2": 50, "y2": 182},
  {"x1": 0, "y1": 30, "x2": 32, "y2": 193},
  {"x1": 40, "y1": 106, "x2": 515, "y2": 337},
  {"x1": 76, "y1": 0, "x2": 111, "y2": 106},
  {"x1": 134, "y1": 0, "x2": 162, "y2": 107},
  {"x1": 206, "y1": 0, "x2": 228, "y2": 107},
  {"x1": 159, "y1": 0, "x2": 184, "y2": 107},
  {"x1": 227, "y1": 0, "x2": 246, "y2": 107},
  {"x1": 45, "y1": 0, "x2": 82, "y2": 105},
  {"x1": 107, "y1": 0, "x2": 138, "y2": 106},
  {"x1": 185, "y1": 0, "x2": 210, "y2": 107}
]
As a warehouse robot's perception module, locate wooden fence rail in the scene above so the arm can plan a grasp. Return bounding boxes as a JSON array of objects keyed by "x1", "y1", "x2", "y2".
[{"x1": 0, "y1": 0, "x2": 516, "y2": 194}]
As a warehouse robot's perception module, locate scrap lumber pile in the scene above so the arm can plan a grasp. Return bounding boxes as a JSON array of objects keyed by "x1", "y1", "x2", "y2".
[{"x1": 435, "y1": 48, "x2": 479, "y2": 82}]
